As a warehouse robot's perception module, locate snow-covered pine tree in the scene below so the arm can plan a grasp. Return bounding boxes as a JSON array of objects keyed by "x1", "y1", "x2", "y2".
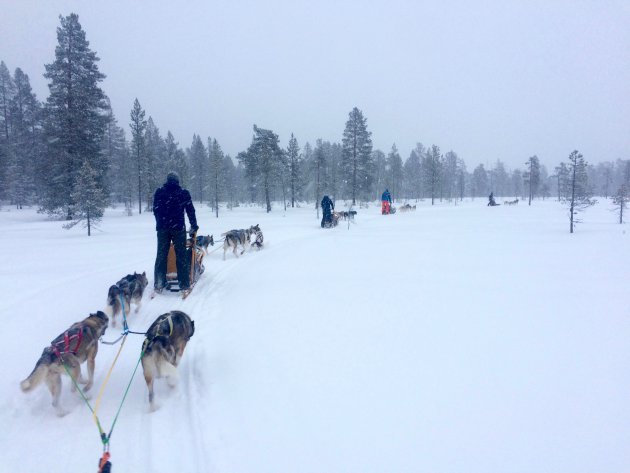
[
  {"x1": 387, "y1": 144, "x2": 403, "y2": 203},
  {"x1": 562, "y1": 150, "x2": 596, "y2": 233},
  {"x1": 372, "y1": 150, "x2": 386, "y2": 201},
  {"x1": 441, "y1": 150, "x2": 458, "y2": 202},
  {"x1": 403, "y1": 149, "x2": 421, "y2": 201},
  {"x1": 286, "y1": 133, "x2": 302, "y2": 207},
  {"x1": 457, "y1": 159, "x2": 467, "y2": 201},
  {"x1": 129, "y1": 98, "x2": 147, "y2": 214},
  {"x1": 423, "y1": 145, "x2": 442, "y2": 205},
  {"x1": 65, "y1": 159, "x2": 107, "y2": 235},
  {"x1": 41, "y1": 14, "x2": 109, "y2": 219},
  {"x1": 208, "y1": 138, "x2": 225, "y2": 217},
  {"x1": 511, "y1": 169, "x2": 524, "y2": 200},
  {"x1": 102, "y1": 99, "x2": 130, "y2": 213},
  {"x1": 241, "y1": 125, "x2": 283, "y2": 213},
  {"x1": 188, "y1": 134, "x2": 207, "y2": 204},
  {"x1": 341, "y1": 107, "x2": 373, "y2": 204},
  {"x1": 144, "y1": 117, "x2": 165, "y2": 210},
  {"x1": 164, "y1": 131, "x2": 189, "y2": 186},
  {"x1": 492, "y1": 160, "x2": 509, "y2": 198},
  {"x1": 8, "y1": 67, "x2": 41, "y2": 208},
  {"x1": 0, "y1": 61, "x2": 15, "y2": 201},
  {"x1": 524, "y1": 155, "x2": 540, "y2": 205},
  {"x1": 312, "y1": 139, "x2": 327, "y2": 215},
  {"x1": 472, "y1": 164, "x2": 488, "y2": 200},
  {"x1": 222, "y1": 154, "x2": 237, "y2": 209},
  {"x1": 612, "y1": 184, "x2": 629, "y2": 224}
]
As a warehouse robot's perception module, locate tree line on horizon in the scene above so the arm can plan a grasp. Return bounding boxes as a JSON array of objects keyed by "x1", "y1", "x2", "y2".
[{"x1": 1, "y1": 14, "x2": 629, "y2": 234}]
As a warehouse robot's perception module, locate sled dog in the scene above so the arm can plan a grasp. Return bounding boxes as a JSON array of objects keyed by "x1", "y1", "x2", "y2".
[
  {"x1": 399, "y1": 204, "x2": 416, "y2": 212},
  {"x1": 105, "y1": 271, "x2": 148, "y2": 327},
  {"x1": 195, "y1": 234, "x2": 214, "y2": 253},
  {"x1": 221, "y1": 228, "x2": 253, "y2": 259},
  {"x1": 141, "y1": 311, "x2": 195, "y2": 410},
  {"x1": 504, "y1": 198, "x2": 519, "y2": 206},
  {"x1": 251, "y1": 224, "x2": 264, "y2": 250},
  {"x1": 20, "y1": 311, "x2": 109, "y2": 414}
]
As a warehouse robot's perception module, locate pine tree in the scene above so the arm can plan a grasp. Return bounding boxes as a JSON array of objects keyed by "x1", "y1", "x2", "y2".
[
  {"x1": 144, "y1": 117, "x2": 165, "y2": 210},
  {"x1": 403, "y1": 149, "x2": 421, "y2": 201},
  {"x1": 387, "y1": 144, "x2": 403, "y2": 202},
  {"x1": 341, "y1": 107, "x2": 373, "y2": 204},
  {"x1": 524, "y1": 155, "x2": 541, "y2": 205},
  {"x1": 562, "y1": 150, "x2": 596, "y2": 233},
  {"x1": 8, "y1": 67, "x2": 41, "y2": 208},
  {"x1": 64, "y1": 160, "x2": 107, "y2": 235},
  {"x1": 188, "y1": 134, "x2": 207, "y2": 204},
  {"x1": 442, "y1": 150, "x2": 458, "y2": 201},
  {"x1": 103, "y1": 100, "x2": 132, "y2": 213},
  {"x1": 612, "y1": 184, "x2": 629, "y2": 224},
  {"x1": 129, "y1": 98, "x2": 147, "y2": 214},
  {"x1": 41, "y1": 14, "x2": 109, "y2": 219},
  {"x1": 313, "y1": 139, "x2": 327, "y2": 215},
  {"x1": 208, "y1": 138, "x2": 224, "y2": 217},
  {"x1": 0, "y1": 61, "x2": 15, "y2": 199},
  {"x1": 239, "y1": 125, "x2": 283, "y2": 213},
  {"x1": 472, "y1": 164, "x2": 488, "y2": 200},
  {"x1": 164, "y1": 131, "x2": 188, "y2": 186},
  {"x1": 286, "y1": 133, "x2": 301, "y2": 207},
  {"x1": 424, "y1": 145, "x2": 442, "y2": 205}
]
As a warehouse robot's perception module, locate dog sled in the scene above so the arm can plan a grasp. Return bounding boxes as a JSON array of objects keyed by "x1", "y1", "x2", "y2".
[{"x1": 164, "y1": 233, "x2": 206, "y2": 298}]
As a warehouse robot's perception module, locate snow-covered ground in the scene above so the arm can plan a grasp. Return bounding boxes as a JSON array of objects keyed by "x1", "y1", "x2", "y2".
[{"x1": 0, "y1": 199, "x2": 628, "y2": 473}]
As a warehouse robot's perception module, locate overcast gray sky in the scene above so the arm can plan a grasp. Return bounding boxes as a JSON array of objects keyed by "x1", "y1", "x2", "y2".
[{"x1": 1, "y1": 0, "x2": 629, "y2": 170}]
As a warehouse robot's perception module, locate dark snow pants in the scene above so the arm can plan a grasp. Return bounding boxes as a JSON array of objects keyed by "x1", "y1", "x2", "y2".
[
  {"x1": 154, "y1": 229, "x2": 190, "y2": 290},
  {"x1": 321, "y1": 211, "x2": 332, "y2": 228}
]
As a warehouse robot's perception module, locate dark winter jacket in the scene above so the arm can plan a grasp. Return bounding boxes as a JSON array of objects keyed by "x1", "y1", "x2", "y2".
[
  {"x1": 381, "y1": 190, "x2": 392, "y2": 203},
  {"x1": 321, "y1": 195, "x2": 334, "y2": 214},
  {"x1": 153, "y1": 181, "x2": 198, "y2": 231}
]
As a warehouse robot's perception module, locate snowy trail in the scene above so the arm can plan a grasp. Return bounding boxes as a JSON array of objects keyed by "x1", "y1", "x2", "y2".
[{"x1": 1, "y1": 202, "x2": 630, "y2": 473}]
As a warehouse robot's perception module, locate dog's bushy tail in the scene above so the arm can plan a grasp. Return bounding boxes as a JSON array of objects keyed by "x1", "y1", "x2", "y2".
[
  {"x1": 105, "y1": 285, "x2": 120, "y2": 317},
  {"x1": 20, "y1": 352, "x2": 51, "y2": 392}
]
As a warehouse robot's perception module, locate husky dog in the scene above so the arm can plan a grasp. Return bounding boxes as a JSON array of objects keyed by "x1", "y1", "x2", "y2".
[
  {"x1": 504, "y1": 198, "x2": 519, "y2": 206},
  {"x1": 195, "y1": 234, "x2": 214, "y2": 253},
  {"x1": 105, "y1": 271, "x2": 148, "y2": 327},
  {"x1": 221, "y1": 228, "x2": 253, "y2": 260},
  {"x1": 20, "y1": 311, "x2": 109, "y2": 415},
  {"x1": 336, "y1": 210, "x2": 358, "y2": 220},
  {"x1": 399, "y1": 203, "x2": 416, "y2": 212},
  {"x1": 141, "y1": 311, "x2": 195, "y2": 410},
  {"x1": 251, "y1": 224, "x2": 264, "y2": 250}
]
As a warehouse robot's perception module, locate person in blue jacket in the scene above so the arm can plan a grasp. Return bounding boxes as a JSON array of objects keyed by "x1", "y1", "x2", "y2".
[
  {"x1": 381, "y1": 189, "x2": 392, "y2": 214},
  {"x1": 321, "y1": 195, "x2": 335, "y2": 228},
  {"x1": 153, "y1": 172, "x2": 198, "y2": 294}
]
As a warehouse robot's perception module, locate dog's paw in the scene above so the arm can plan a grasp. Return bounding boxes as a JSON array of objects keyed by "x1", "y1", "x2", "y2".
[
  {"x1": 56, "y1": 407, "x2": 69, "y2": 417},
  {"x1": 83, "y1": 382, "x2": 93, "y2": 392}
]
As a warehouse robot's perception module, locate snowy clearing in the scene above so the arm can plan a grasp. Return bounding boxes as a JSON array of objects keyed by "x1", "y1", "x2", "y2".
[{"x1": 0, "y1": 199, "x2": 629, "y2": 473}]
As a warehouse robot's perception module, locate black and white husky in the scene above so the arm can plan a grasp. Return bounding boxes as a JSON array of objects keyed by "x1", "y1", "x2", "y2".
[
  {"x1": 141, "y1": 311, "x2": 195, "y2": 410},
  {"x1": 221, "y1": 227, "x2": 253, "y2": 260},
  {"x1": 251, "y1": 224, "x2": 264, "y2": 250},
  {"x1": 105, "y1": 271, "x2": 148, "y2": 327}
]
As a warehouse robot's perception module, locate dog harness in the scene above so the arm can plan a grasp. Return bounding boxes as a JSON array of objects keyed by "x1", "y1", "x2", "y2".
[
  {"x1": 51, "y1": 326, "x2": 84, "y2": 358},
  {"x1": 142, "y1": 315, "x2": 174, "y2": 352}
]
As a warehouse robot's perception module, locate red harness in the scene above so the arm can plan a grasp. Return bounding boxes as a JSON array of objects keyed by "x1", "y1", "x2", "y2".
[{"x1": 51, "y1": 326, "x2": 84, "y2": 358}]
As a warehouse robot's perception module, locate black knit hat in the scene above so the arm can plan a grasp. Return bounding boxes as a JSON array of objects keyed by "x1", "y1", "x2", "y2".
[{"x1": 166, "y1": 172, "x2": 179, "y2": 184}]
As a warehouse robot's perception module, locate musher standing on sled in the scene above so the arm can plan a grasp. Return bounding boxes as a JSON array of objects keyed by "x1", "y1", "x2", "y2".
[
  {"x1": 381, "y1": 188, "x2": 392, "y2": 214},
  {"x1": 153, "y1": 172, "x2": 198, "y2": 296},
  {"x1": 321, "y1": 195, "x2": 334, "y2": 228}
]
